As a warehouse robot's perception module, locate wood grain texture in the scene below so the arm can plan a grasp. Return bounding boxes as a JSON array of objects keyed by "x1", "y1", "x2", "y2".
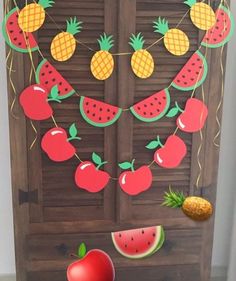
[{"x1": 5, "y1": 0, "x2": 228, "y2": 280}]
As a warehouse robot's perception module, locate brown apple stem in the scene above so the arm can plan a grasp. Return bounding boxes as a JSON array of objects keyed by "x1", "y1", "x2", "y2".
[{"x1": 70, "y1": 253, "x2": 79, "y2": 259}]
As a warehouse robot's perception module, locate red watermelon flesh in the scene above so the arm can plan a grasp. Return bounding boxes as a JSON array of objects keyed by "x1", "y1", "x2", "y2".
[
  {"x1": 130, "y1": 89, "x2": 170, "y2": 122},
  {"x1": 111, "y1": 226, "x2": 165, "y2": 259},
  {"x1": 202, "y1": 5, "x2": 234, "y2": 48},
  {"x1": 2, "y1": 8, "x2": 38, "y2": 53},
  {"x1": 171, "y1": 50, "x2": 208, "y2": 91},
  {"x1": 80, "y1": 97, "x2": 122, "y2": 127},
  {"x1": 36, "y1": 59, "x2": 75, "y2": 99}
]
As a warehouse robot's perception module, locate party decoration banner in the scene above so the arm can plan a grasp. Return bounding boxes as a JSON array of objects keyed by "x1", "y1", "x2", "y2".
[
  {"x1": 2, "y1": 7, "x2": 39, "y2": 53},
  {"x1": 129, "y1": 33, "x2": 154, "y2": 79},
  {"x1": 118, "y1": 160, "x2": 153, "y2": 195},
  {"x1": 153, "y1": 17, "x2": 189, "y2": 56},
  {"x1": 163, "y1": 188, "x2": 213, "y2": 221},
  {"x1": 79, "y1": 96, "x2": 122, "y2": 127},
  {"x1": 36, "y1": 59, "x2": 75, "y2": 99},
  {"x1": 51, "y1": 17, "x2": 82, "y2": 62},
  {"x1": 91, "y1": 33, "x2": 114, "y2": 80},
  {"x1": 111, "y1": 226, "x2": 165, "y2": 259},
  {"x1": 171, "y1": 50, "x2": 208, "y2": 91}
]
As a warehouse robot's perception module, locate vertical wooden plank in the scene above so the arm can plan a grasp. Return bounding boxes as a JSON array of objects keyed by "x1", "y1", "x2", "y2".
[
  {"x1": 103, "y1": 0, "x2": 118, "y2": 221},
  {"x1": 117, "y1": 0, "x2": 136, "y2": 222}
]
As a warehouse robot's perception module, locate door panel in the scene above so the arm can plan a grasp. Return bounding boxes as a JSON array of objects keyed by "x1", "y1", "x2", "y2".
[{"x1": 5, "y1": 0, "x2": 227, "y2": 280}]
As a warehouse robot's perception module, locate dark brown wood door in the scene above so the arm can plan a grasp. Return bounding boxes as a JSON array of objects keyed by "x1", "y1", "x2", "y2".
[{"x1": 7, "y1": 0, "x2": 227, "y2": 281}]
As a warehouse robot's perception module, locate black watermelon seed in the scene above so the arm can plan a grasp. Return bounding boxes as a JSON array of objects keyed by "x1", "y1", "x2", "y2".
[
  {"x1": 188, "y1": 69, "x2": 191, "y2": 72},
  {"x1": 131, "y1": 237, "x2": 134, "y2": 241},
  {"x1": 144, "y1": 104, "x2": 147, "y2": 107},
  {"x1": 86, "y1": 102, "x2": 89, "y2": 105},
  {"x1": 157, "y1": 109, "x2": 160, "y2": 112},
  {"x1": 107, "y1": 108, "x2": 110, "y2": 112},
  {"x1": 144, "y1": 112, "x2": 146, "y2": 115},
  {"x1": 221, "y1": 12, "x2": 224, "y2": 15},
  {"x1": 219, "y1": 34, "x2": 223, "y2": 37},
  {"x1": 45, "y1": 81, "x2": 48, "y2": 84},
  {"x1": 42, "y1": 73, "x2": 45, "y2": 76},
  {"x1": 18, "y1": 43, "x2": 22, "y2": 46},
  {"x1": 99, "y1": 117, "x2": 102, "y2": 121},
  {"x1": 9, "y1": 22, "x2": 13, "y2": 25},
  {"x1": 113, "y1": 112, "x2": 116, "y2": 115},
  {"x1": 214, "y1": 39, "x2": 217, "y2": 41},
  {"x1": 191, "y1": 78, "x2": 194, "y2": 81},
  {"x1": 100, "y1": 108, "x2": 103, "y2": 111},
  {"x1": 93, "y1": 104, "x2": 96, "y2": 108},
  {"x1": 163, "y1": 96, "x2": 166, "y2": 100},
  {"x1": 206, "y1": 38, "x2": 209, "y2": 41},
  {"x1": 177, "y1": 80, "x2": 180, "y2": 83},
  {"x1": 192, "y1": 63, "x2": 195, "y2": 66},
  {"x1": 10, "y1": 30, "x2": 13, "y2": 33},
  {"x1": 197, "y1": 58, "x2": 200, "y2": 61},
  {"x1": 216, "y1": 27, "x2": 219, "y2": 30},
  {"x1": 49, "y1": 71, "x2": 52, "y2": 74},
  {"x1": 150, "y1": 103, "x2": 153, "y2": 106},
  {"x1": 210, "y1": 31, "x2": 213, "y2": 34},
  {"x1": 182, "y1": 75, "x2": 185, "y2": 78},
  {"x1": 119, "y1": 234, "x2": 122, "y2": 237},
  {"x1": 184, "y1": 82, "x2": 187, "y2": 85},
  {"x1": 142, "y1": 230, "x2": 145, "y2": 234},
  {"x1": 45, "y1": 64, "x2": 49, "y2": 68},
  {"x1": 19, "y1": 30, "x2": 23, "y2": 34},
  {"x1": 158, "y1": 102, "x2": 162, "y2": 105},
  {"x1": 196, "y1": 72, "x2": 199, "y2": 75},
  {"x1": 154, "y1": 97, "x2": 157, "y2": 100},
  {"x1": 87, "y1": 110, "x2": 90, "y2": 114},
  {"x1": 137, "y1": 107, "x2": 141, "y2": 110},
  {"x1": 59, "y1": 82, "x2": 62, "y2": 86},
  {"x1": 65, "y1": 88, "x2": 68, "y2": 91},
  {"x1": 93, "y1": 113, "x2": 95, "y2": 117},
  {"x1": 13, "y1": 37, "x2": 17, "y2": 41},
  {"x1": 150, "y1": 112, "x2": 153, "y2": 116},
  {"x1": 136, "y1": 250, "x2": 139, "y2": 253},
  {"x1": 217, "y1": 19, "x2": 220, "y2": 22},
  {"x1": 199, "y1": 66, "x2": 202, "y2": 69},
  {"x1": 148, "y1": 242, "x2": 151, "y2": 245},
  {"x1": 153, "y1": 233, "x2": 156, "y2": 237},
  {"x1": 107, "y1": 117, "x2": 110, "y2": 120},
  {"x1": 52, "y1": 78, "x2": 56, "y2": 82},
  {"x1": 125, "y1": 245, "x2": 127, "y2": 248}
]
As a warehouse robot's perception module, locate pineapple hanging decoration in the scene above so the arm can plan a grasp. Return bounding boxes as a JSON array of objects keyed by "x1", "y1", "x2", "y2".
[
  {"x1": 18, "y1": 0, "x2": 54, "y2": 32},
  {"x1": 163, "y1": 188, "x2": 213, "y2": 221},
  {"x1": 91, "y1": 33, "x2": 114, "y2": 80},
  {"x1": 153, "y1": 17, "x2": 189, "y2": 56},
  {"x1": 129, "y1": 33, "x2": 154, "y2": 79},
  {"x1": 184, "y1": 0, "x2": 216, "y2": 30},
  {"x1": 50, "y1": 17, "x2": 82, "y2": 62}
]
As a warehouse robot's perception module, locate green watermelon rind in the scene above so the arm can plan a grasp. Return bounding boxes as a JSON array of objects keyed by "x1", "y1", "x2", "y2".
[
  {"x1": 130, "y1": 89, "x2": 171, "y2": 122},
  {"x1": 36, "y1": 59, "x2": 75, "y2": 99},
  {"x1": 2, "y1": 7, "x2": 39, "y2": 53},
  {"x1": 80, "y1": 96, "x2": 122, "y2": 128},
  {"x1": 111, "y1": 226, "x2": 165, "y2": 260},
  {"x1": 201, "y1": 5, "x2": 235, "y2": 49},
  {"x1": 171, "y1": 50, "x2": 208, "y2": 92}
]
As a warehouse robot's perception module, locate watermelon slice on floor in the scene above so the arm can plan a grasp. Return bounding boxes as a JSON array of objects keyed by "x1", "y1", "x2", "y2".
[
  {"x1": 171, "y1": 50, "x2": 208, "y2": 91},
  {"x1": 130, "y1": 89, "x2": 170, "y2": 122},
  {"x1": 111, "y1": 226, "x2": 165, "y2": 259},
  {"x1": 202, "y1": 5, "x2": 235, "y2": 48},
  {"x1": 80, "y1": 96, "x2": 122, "y2": 127},
  {"x1": 2, "y1": 7, "x2": 38, "y2": 53},
  {"x1": 36, "y1": 59, "x2": 75, "y2": 99}
]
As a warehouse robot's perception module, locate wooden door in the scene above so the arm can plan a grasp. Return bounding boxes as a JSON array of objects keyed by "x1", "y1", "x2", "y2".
[{"x1": 6, "y1": 0, "x2": 227, "y2": 280}]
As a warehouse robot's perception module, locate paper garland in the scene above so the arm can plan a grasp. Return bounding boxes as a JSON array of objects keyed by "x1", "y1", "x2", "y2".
[
  {"x1": 118, "y1": 160, "x2": 153, "y2": 196},
  {"x1": 18, "y1": 0, "x2": 54, "y2": 32},
  {"x1": 111, "y1": 226, "x2": 165, "y2": 259},
  {"x1": 51, "y1": 17, "x2": 82, "y2": 62},
  {"x1": 91, "y1": 33, "x2": 114, "y2": 80},
  {"x1": 2, "y1": 7, "x2": 39, "y2": 53},
  {"x1": 153, "y1": 17, "x2": 189, "y2": 56},
  {"x1": 185, "y1": 0, "x2": 216, "y2": 31},
  {"x1": 129, "y1": 33, "x2": 154, "y2": 79},
  {"x1": 41, "y1": 124, "x2": 81, "y2": 162}
]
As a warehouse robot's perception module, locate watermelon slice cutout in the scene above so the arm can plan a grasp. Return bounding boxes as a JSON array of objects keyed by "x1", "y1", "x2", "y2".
[
  {"x1": 111, "y1": 226, "x2": 165, "y2": 259},
  {"x1": 80, "y1": 97, "x2": 122, "y2": 127},
  {"x1": 2, "y1": 7, "x2": 38, "y2": 53},
  {"x1": 202, "y1": 5, "x2": 235, "y2": 49},
  {"x1": 171, "y1": 50, "x2": 208, "y2": 91},
  {"x1": 130, "y1": 89, "x2": 170, "y2": 122},
  {"x1": 36, "y1": 59, "x2": 75, "y2": 99}
]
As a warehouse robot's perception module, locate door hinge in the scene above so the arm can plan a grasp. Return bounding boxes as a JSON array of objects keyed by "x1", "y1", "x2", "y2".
[{"x1": 19, "y1": 189, "x2": 38, "y2": 205}]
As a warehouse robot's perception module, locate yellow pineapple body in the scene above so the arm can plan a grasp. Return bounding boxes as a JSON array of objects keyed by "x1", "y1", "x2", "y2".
[
  {"x1": 51, "y1": 32, "x2": 76, "y2": 62},
  {"x1": 91, "y1": 50, "x2": 114, "y2": 80},
  {"x1": 182, "y1": 196, "x2": 213, "y2": 221},
  {"x1": 190, "y1": 3, "x2": 216, "y2": 31},
  {"x1": 164, "y1": 29, "x2": 189, "y2": 56},
  {"x1": 131, "y1": 49, "x2": 154, "y2": 79},
  {"x1": 18, "y1": 3, "x2": 45, "y2": 32}
]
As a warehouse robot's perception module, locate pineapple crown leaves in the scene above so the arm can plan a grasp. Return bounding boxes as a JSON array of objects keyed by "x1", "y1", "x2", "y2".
[
  {"x1": 129, "y1": 32, "x2": 145, "y2": 51},
  {"x1": 184, "y1": 0, "x2": 197, "y2": 8},
  {"x1": 38, "y1": 0, "x2": 55, "y2": 9},
  {"x1": 66, "y1": 17, "x2": 83, "y2": 36},
  {"x1": 162, "y1": 187, "x2": 186, "y2": 208},
  {"x1": 153, "y1": 17, "x2": 170, "y2": 35},
  {"x1": 97, "y1": 33, "x2": 114, "y2": 51}
]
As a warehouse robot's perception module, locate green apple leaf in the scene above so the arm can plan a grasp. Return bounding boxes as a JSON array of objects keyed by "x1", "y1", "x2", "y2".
[
  {"x1": 146, "y1": 140, "x2": 159, "y2": 149},
  {"x1": 92, "y1": 152, "x2": 102, "y2": 165},
  {"x1": 77, "y1": 243, "x2": 87, "y2": 259},
  {"x1": 118, "y1": 162, "x2": 133, "y2": 170},
  {"x1": 69, "y1": 123, "x2": 78, "y2": 138},
  {"x1": 166, "y1": 107, "x2": 179, "y2": 118}
]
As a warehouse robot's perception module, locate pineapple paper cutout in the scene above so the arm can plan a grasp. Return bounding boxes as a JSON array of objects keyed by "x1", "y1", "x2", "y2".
[
  {"x1": 18, "y1": 0, "x2": 54, "y2": 32},
  {"x1": 184, "y1": 0, "x2": 216, "y2": 30},
  {"x1": 129, "y1": 33, "x2": 154, "y2": 79},
  {"x1": 153, "y1": 17, "x2": 189, "y2": 56},
  {"x1": 50, "y1": 17, "x2": 82, "y2": 62},
  {"x1": 91, "y1": 33, "x2": 114, "y2": 80},
  {"x1": 163, "y1": 188, "x2": 213, "y2": 221}
]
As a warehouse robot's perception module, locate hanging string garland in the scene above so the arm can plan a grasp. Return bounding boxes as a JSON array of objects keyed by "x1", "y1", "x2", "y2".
[{"x1": 2, "y1": 0, "x2": 235, "y2": 204}]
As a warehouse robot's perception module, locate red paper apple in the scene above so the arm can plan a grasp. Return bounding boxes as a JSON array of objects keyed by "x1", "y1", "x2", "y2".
[
  {"x1": 75, "y1": 153, "x2": 110, "y2": 193},
  {"x1": 146, "y1": 135, "x2": 187, "y2": 168},
  {"x1": 177, "y1": 98, "x2": 208, "y2": 132},
  {"x1": 20, "y1": 84, "x2": 60, "y2": 120},
  {"x1": 118, "y1": 159, "x2": 153, "y2": 195},
  {"x1": 41, "y1": 123, "x2": 81, "y2": 162},
  {"x1": 67, "y1": 243, "x2": 115, "y2": 281}
]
